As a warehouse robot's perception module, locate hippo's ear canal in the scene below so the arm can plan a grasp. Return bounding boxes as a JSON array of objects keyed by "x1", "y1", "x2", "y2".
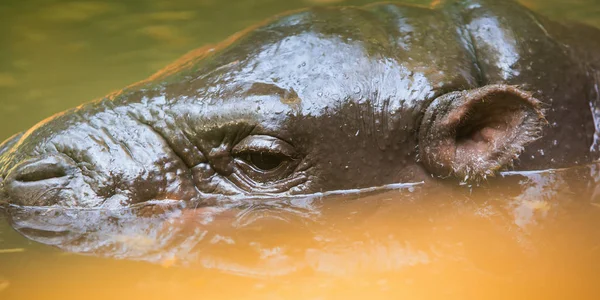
[{"x1": 418, "y1": 84, "x2": 546, "y2": 182}]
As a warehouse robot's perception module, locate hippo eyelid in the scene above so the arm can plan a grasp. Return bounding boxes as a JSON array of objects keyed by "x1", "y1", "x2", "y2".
[
  {"x1": 232, "y1": 135, "x2": 298, "y2": 158},
  {"x1": 230, "y1": 135, "x2": 302, "y2": 186}
]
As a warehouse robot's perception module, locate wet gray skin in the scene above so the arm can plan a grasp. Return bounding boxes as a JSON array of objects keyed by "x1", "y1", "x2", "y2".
[{"x1": 1, "y1": 0, "x2": 600, "y2": 208}]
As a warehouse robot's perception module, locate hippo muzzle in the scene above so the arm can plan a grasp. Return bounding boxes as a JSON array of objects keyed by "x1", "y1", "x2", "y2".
[{"x1": 1, "y1": 0, "x2": 599, "y2": 208}]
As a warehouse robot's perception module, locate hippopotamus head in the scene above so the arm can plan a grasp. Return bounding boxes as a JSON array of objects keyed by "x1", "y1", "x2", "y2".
[{"x1": 0, "y1": 0, "x2": 598, "y2": 208}]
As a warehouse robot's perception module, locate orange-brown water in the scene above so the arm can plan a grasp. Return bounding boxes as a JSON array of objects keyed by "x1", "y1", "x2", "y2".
[
  {"x1": 2, "y1": 0, "x2": 600, "y2": 299},
  {"x1": 3, "y1": 164, "x2": 600, "y2": 299}
]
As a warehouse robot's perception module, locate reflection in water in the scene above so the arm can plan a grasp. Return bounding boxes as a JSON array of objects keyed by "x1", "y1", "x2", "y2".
[
  {"x1": 2, "y1": 164, "x2": 600, "y2": 298},
  {"x1": 6, "y1": 183, "x2": 424, "y2": 276}
]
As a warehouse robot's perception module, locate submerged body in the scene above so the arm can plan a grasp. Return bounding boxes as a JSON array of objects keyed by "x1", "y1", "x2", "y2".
[{"x1": 0, "y1": 0, "x2": 600, "y2": 208}]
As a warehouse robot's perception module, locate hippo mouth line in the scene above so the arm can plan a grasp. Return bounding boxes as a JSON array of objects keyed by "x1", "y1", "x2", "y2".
[
  {"x1": 4, "y1": 158, "x2": 589, "y2": 211},
  {"x1": 1, "y1": 181, "x2": 425, "y2": 211}
]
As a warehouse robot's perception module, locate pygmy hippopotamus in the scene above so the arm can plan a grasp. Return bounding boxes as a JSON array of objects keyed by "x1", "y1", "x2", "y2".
[{"x1": 0, "y1": 0, "x2": 599, "y2": 208}]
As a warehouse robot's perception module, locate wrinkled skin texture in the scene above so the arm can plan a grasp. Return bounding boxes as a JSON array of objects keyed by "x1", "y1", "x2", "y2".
[{"x1": 0, "y1": 0, "x2": 600, "y2": 208}]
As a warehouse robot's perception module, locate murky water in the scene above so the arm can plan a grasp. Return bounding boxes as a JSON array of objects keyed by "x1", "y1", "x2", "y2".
[
  {"x1": 1, "y1": 0, "x2": 600, "y2": 299},
  {"x1": 3, "y1": 164, "x2": 600, "y2": 299}
]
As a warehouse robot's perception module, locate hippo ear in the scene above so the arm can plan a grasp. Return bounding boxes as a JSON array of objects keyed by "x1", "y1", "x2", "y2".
[{"x1": 418, "y1": 85, "x2": 546, "y2": 181}]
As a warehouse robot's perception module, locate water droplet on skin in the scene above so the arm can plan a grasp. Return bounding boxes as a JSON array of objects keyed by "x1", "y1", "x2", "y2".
[
  {"x1": 166, "y1": 173, "x2": 175, "y2": 182},
  {"x1": 353, "y1": 86, "x2": 361, "y2": 94},
  {"x1": 317, "y1": 92, "x2": 323, "y2": 97}
]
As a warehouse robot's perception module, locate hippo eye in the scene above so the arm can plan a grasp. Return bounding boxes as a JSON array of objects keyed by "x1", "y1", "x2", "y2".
[
  {"x1": 232, "y1": 135, "x2": 299, "y2": 177},
  {"x1": 243, "y1": 152, "x2": 285, "y2": 171}
]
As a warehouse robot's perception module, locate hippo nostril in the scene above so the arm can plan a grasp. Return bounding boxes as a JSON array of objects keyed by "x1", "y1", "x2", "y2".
[
  {"x1": 15, "y1": 165, "x2": 67, "y2": 182},
  {"x1": 10, "y1": 156, "x2": 73, "y2": 183},
  {"x1": 3, "y1": 155, "x2": 76, "y2": 206}
]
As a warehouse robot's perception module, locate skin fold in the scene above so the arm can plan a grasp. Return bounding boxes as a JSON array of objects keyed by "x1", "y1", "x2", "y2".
[{"x1": 0, "y1": 0, "x2": 599, "y2": 208}]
